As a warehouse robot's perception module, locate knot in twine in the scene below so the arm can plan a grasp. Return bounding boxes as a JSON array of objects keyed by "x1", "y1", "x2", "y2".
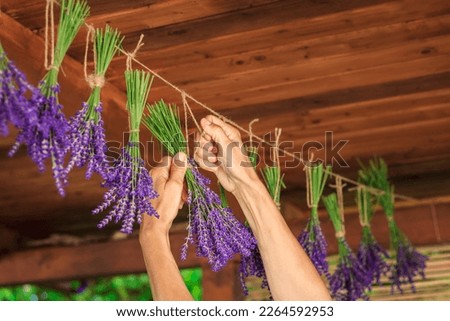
[
  {"x1": 335, "y1": 231, "x2": 345, "y2": 238},
  {"x1": 86, "y1": 74, "x2": 105, "y2": 88},
  {"x1": 126, "y1": 34, "x2": 145, "y2": 70}
]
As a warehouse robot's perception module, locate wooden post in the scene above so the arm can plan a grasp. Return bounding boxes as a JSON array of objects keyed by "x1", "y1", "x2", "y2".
[{"x1": 201, "y1": 259, "x2": 243, "y2": 301}]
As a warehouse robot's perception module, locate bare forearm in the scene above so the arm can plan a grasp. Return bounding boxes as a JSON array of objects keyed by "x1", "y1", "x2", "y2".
[
  {"x1": 140, "y1": 230, "x2": 193, "y2": 301},
  {"x1": 233, "y1": 181, "x2": 331, "y2": 301}
]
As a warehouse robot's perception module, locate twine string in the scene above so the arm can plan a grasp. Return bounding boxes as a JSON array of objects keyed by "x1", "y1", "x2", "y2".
[
  {"x1": 273, "y1": 128, "x2": 282, "y2": 207},
  {"x1": 116, "y1": 46, "x2": 415, "y2": 203},
  {"x1": 248, "y1": 118, "x2": 259, "y2": 148},
  {"x1": 181, "y1": 91, "x2": 202, "y2": 133},
  {"x1": 181, "y1": 91, "x2": 191, "y2": 156},
  {"x1": 358, "y1": 186, "x2": 370, "y2": 227},
  {"x1": 430, "y1": 203, "x2": 442, "y2": 242},
  {"x1": 126, "y1": 34, "x2": 145, "y2": 70},
  {"x1": 44, "y1": 0, "x2": 57, "y2": 71},
  {"x1": 83, "y1": 24, "x2": 105, "y2": 89}
]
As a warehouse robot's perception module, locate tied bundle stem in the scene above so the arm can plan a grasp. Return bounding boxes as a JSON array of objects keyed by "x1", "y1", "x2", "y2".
[
  {"x1": 323, "y1": 193, "x2": 370, "y2": 301},
  {"x1": 358, "y1": 158, "x2": 428, "y2": 294},
  {"x1": 297, "y1": 163, "x2": 331, "y2": 280},
  {"x1": 67, "y1": 25, "x2": 123, "y2": 179},
  {"x1": 9, "y1": 0, "x2": 90, "y2": 197},
  {"x1": 143, "y1": 100, "x2": 257, "y2": 272},
  {"x1": 93, "y1": 70, "x2": 158, "y2": 234}
]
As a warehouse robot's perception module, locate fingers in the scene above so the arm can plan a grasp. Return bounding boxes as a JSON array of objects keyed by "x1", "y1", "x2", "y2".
[
  {"x1": 168, "y1": 152, "x2": 188, "y2": 186},
  {"x1": 200, "y1": 117, "x2": 234, "y2": 147},
  {"x1": 194, "y1": 131, "x2": 220, "y2": 172},
  {"x1": 150, "y1": 156, "x2": 171, "y2": 192},
  {"x1": 202, "y1": 115, "x2": 242, "y2": 143}
]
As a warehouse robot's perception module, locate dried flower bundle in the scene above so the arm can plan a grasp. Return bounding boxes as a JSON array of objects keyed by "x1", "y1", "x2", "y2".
[
  {"x1": 359, "y1": 158, "x2": 428, "y2": 293},
  {"x1": 298, "y1": 164, "x2": 331, "y2": 279},
  {"x1": 143, "y1": 100, "x2": 256, "y2": 271},
  {"x1": 67, "y1": 26, "x2": 123, "y2": 179},
  {"x1": 93, "y1": 70, "x2": 158, "y2": 234},
  {"x1": 0, "y1": 44, "x2": 35, "y2": 137},
  {"x1": 9, "y1": 0, "x2": 90, "y2": 196},
  {"x1": 356, "y1": 186, "x2": 390, "y2": 287},
  {"x1": 324, "y1": 193, "x2": 371, "y2": 301}
]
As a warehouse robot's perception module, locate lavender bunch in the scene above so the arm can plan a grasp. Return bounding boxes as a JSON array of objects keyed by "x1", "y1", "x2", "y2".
[
  {"x1": 67, "y1": 26, "x2": 123, "y2": 179},
  {"x1": 356, "y1": 186, "x2": 389, "y2": 287},
  {"x1": 239, "y1": 145, "x2": 272, "y2": 296},
  {"x1": 324, "y1": 193, "x2": 371, "y2": 301},
  {"x1": 93, "y1": 70, "x2": 158, "y2": 234},
  {"x1": 297, "y1": 164, "x2": 331, "y2": 280},
  {"x1": 0, "y1": 44, "x2": 34, "y2": 136},
  {"x1": 143, "y1": 100, "x2": 257, "y2": 271},
  {"x1": 9, "y1": 0, "x2": 90, "y2": 196},
  {"x1": 359, "y1": 158, "x2": 428, "y2": 293}
]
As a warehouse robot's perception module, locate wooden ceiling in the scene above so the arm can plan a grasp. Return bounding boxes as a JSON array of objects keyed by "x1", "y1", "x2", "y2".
[{"x1": 1, "y1": 0, "x2": 450, "y2": 243}]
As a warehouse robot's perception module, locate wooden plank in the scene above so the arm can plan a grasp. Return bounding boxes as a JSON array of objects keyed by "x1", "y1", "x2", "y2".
[
  {"x1": 108, "y1": 14, "x2": 450, "y2": 85},
  {"x1": 1, "y1": 0, "x2": 281, "y2": 33},
  {"x1": 0, "y1": 231, "x2": 204, "y2": 287}
]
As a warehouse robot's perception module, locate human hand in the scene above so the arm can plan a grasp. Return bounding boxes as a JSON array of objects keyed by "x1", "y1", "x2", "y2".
[
  {"x1": 194, "y1": 115, "x2": 260, "y2": 194},
  {"x1": 140, "y1": 152, "x2": 187, "y2": 239}
]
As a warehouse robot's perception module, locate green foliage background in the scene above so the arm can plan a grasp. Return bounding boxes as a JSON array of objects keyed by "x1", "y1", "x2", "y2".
[{"x1": 0, "y1": 268, "x2": 202, "y2": 301}]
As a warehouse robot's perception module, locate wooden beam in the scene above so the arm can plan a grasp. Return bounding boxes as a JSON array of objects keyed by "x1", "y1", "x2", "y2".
[{"x1": 0, "y1": 228, "x2": 204, "y2": 287}]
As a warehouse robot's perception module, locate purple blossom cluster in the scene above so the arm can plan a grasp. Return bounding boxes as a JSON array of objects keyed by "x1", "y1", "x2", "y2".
[
  {"x1": 330, "y1": 240, "x2": 372, "y2": 301},
  {"x1": 390, "y1": 242, "x2": 428, "y2": 294},
  {"x1": 298, "y1": 219, "x2": 331, "y2": 280},
  {"x1": 239, "y1": 227, "x2": 269, "y2": 296},
  {"x1": 181, "y1": 162, "x2": 257, "y2": 272},
  {"x1": 0, "y1": 52, "x2": 34, "y2": 136},
  {"x1": 67, "y1": 102, "x2": 109, "y2": 179},
  {"x1": 9, "y1": 83, "x2": 70, "y2": 197},
  {"x1": 357, "y1": 228, "x2": 390, "y2": 286},
  {"x1": 93, "y1": 142, "x2": 158, "y2": 234}
]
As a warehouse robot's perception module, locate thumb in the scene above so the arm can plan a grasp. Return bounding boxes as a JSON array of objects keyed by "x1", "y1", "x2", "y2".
[
  {"x1": 168, "y1": 152, "x2": 188, "y2": 186},
  {"x1": 201, "y1": 117, "x2": 232, "y2": 147}
]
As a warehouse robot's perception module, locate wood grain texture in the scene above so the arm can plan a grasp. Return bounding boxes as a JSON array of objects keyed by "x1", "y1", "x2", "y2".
[{"x1": 1, "y1": 0, "x2": 449, "y2": 245}]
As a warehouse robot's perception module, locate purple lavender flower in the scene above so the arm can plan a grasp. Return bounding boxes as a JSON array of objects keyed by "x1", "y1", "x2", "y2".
[
  {"x1": 239, "y1": 227, "x2": 269, "y2": 296},
  {"x1": 67, "y1": 102, "x2": 109, "y2": 179},
  {"x1": 0, "y1": 48, "x2": 35, "y2": 136},
  {"x1": 330, "y1": 239, "x2": 371, "y2": 301},
  {"x1": 298, "y1": 218, "x2": 331, "y2": 280},
  {"x1": 93, "y1": 142, "x2": 158, "y2": 234},
  {"x1": 9, "y1": 83, "x2": 69, "y2": 196},
  {"x1": 390, "y1": 240, "x2": 428, "y2": 294},
  {"x1": 357, "y1": 227, "x2": 390, "y2": 287},
  {"x1": 181, "y1": 162, "x2": 257, "y2": 272}
]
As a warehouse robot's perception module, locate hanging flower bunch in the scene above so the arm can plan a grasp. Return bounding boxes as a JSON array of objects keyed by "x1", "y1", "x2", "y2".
[
  {"x1": 9, "y1": 0, "x2": 90, "y2": 196},
  {"x1": 0, "y1": 43, "x2": 35, "y2": 137},
  {"x1": 238, "y1": 145, "x2": 273, "y2": 296},
  {"x1": 359, "y1": 158, "x2": 428, "y2": 293},
  {"x1": 67, "y1": 25, "x2": 123, "y2": 179},
  {"x1": 143, "y1": 100, "x2": 257, "y2": 272},
  {"x1": 297, "y1": 163, "x2": 331, "y2": 280},
  {"x1": 323, "y1": 193, "x2": 371, "y2": 301},
  {"x1": 356, "y1": 186, "x2": 390, "y2": 287},
  {"x1": 93, "y1": 70, "x2": 158, "y2": 234}
]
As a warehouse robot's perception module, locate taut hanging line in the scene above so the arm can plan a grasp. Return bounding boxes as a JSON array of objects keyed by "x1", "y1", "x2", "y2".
[
  {"x1": 44, "y1": 0, "x2": 56, "y2": 71},
  {"x1": 115, "y1": 41, "x2": 415, "y2": 203}
]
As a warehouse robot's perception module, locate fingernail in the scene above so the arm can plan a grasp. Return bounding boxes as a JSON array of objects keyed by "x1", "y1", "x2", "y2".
[
  {"x1": 178, "y1": 152, "x2": 187, "y2": 162},
  {"x1": 201, "y1": 118, "x2": 211, "y2": 126}
]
